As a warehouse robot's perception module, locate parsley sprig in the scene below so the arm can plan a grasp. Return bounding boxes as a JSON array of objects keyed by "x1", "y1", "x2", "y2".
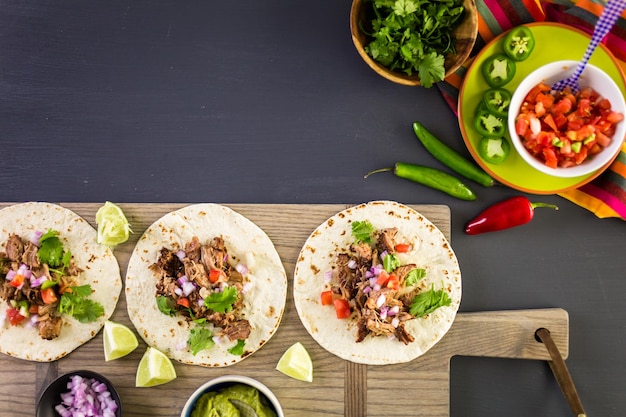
[{"x1": 362, "y1": 0, "x2": 465, "y2": 87}]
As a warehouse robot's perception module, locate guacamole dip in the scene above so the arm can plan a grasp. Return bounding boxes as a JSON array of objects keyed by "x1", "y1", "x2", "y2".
[{"x1": 191, "y1": 383, "x2": 277, "y2": 417}]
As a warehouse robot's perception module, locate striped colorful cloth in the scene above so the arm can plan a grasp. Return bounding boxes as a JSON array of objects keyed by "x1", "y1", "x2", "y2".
[{"x1": 440, "y1": 0, "x2": 626, "y2": 220}]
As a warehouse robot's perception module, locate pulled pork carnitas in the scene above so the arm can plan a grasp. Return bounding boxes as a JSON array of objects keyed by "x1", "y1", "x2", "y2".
[
  {"x1": 329, "y1": 226, "x2": 425, "y2": 345},
  {"x1": 151, "y1": 236, "x2": 252, "y2": 344},
  {"x1": 0, "y1": 233, "x2": 82, "y2": 340}
]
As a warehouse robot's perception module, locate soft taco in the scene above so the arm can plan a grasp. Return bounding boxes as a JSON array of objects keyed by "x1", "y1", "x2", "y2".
[
  {"x1": 293, "y1": 201, "x2": 461, "y2": 365},
  {"x1": 0, "y1": 202, "x2": 122, "y2": 362},
  {"x1": 125, "y1": 204, "x2": 287, "y2": 367}
]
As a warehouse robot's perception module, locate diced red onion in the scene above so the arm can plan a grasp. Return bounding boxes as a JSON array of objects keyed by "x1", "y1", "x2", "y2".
[
  {"x1": 391, "y1": 317, "x2": 400, "y2": 328},
  {"x1": 365, "y1": 270, "x2": 373, "y2": 279},
  {"x1": 324, "y1": 270, "x2": 333, "y2": 283},
  {"x1": 30, "y1": 275, "x2": 47, "y2": 288},
  {"x1": 241, "y1": 282, "x2": 253, "y2": 294},
  {"x1": 347, "y1": 259, "x2": 357, "y2": 269},
  {"x1": 379, "y1": 306, "x2": 388, "y2": 320},
  {"x1": 363, "y1": 286, "x2": 372, "y2": 294},
  {"x1": 177, "y1": 275, "x2": 189, "y2": 285},
  {"x1": 17, "y1": 264, "x2": 32, "y2": 279},
  {"x1": 235, "y1": 263, "x2": 249, "y2": 276},
  {"x1": 176, "y1": 250, "x2": 186, "y2": 261},
  {"x1": 379, "y1": 251, "x2": 388, "y2": 261},
  {"x1": 56, "y1": 374, "x2": 118, "y2": 417},
  {"x1": 212, "y1": 335, "x2": 225, "y2": 345},
  {"x1": 5, "y1": 270, "x2": 16, "y2": 281},
  {"x1": 175, "y1": 339, "x2": 187, "y2": 350},
  {"x1": 174, "y1": 287, "x2": 183, "y2": 296},
  {"x1": 368, "y1": 277, "x2": 377, "y2": 287},
  {"x1": 182, "y1": 281, "x2": 196, "y2": 296},
  {"x1": 373, "y1": 284, "x2": 381, "y2": 291},
  {"x1": 388, "y1": 305, "x2": 400, "y2": 316},
  {"x1": 30, "y1": 230, "x2": 43, "y2": 245},
  {"x1": 376, "y1": 294, "x2": 386, "y2": 308},
  {"x1": 28, "y1": 314, "x2": 39, "y2": 327},
  {"x1": 197, "y1": 298, "x2": 205, "y2": 307}
]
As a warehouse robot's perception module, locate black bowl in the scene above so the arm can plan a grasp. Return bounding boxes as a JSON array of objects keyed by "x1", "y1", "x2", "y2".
[{"x1": 36, "y1": 370, "x2": 122, "y2": 417}]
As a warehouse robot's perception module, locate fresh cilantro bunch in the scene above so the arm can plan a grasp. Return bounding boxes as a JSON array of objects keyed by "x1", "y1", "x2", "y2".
[{"x1": 362, "y1": 0, "x2": 465, "y2": 87}]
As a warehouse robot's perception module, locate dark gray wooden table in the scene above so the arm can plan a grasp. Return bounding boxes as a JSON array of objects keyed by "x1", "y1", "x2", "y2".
[{"x1": 1, "y1": 1, "x2": 625, "y2": 416}]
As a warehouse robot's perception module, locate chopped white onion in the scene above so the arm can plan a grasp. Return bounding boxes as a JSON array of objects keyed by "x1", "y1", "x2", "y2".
[
  {"x1": 391, "y1": 317, "x2": 400, "y2": 328},
  {"x1": 530, "y1": 116, "x2": 541, "y2": 136}
]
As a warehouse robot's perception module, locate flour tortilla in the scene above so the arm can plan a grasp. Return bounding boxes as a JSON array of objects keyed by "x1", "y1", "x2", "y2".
[
  {"x1": 293, "y1": 201, "x2": 462, "y2": 365},
  {"x1": 0, "y1": 202, "x2": 122, "y2": 362},
  {"x1": 125, "y1": 204, "x2": 287, "y2": 367}
]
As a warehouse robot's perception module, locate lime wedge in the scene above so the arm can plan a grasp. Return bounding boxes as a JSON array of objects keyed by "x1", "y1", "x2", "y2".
[
  {"x1": 135, "y1": 347, "x2": 177, "y2": 387},
  {"x1": 95, "y1": 201, "x2": 132, "y2": 247},
  {"x1": 103, "y1": 320, "x2": 139, "y2": 361},
  {"x1": 276, "y1": 342, "x2": 313, "y2": 382}
]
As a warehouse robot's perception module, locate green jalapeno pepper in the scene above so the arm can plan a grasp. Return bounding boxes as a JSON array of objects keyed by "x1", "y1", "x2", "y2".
[
  {"x1": 478, "y1": 136, "x2": 511, "y2": 164},
  {"x1": 474, "y1": 108, "x2": 506, "y2": 137},
  {"x1": 503, "y1": 26, "x2": 535, "y2": 61},
  {"x1": 412, "y1": 121, "x2": 495, "y2": 187},
  {"x1": 481, "y1": 53, "x2": 516, "y2": 88},
  {"x1": 482, "y1": 88, "x2": 512, "y2": 118},
  {"x1": 364, "y1": 162, "x2": 477, "y2": 201}
]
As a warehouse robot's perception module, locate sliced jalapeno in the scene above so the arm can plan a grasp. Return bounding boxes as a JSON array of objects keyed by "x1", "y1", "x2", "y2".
[
  {"x1": 478, "y1": 136, "x2": 511, "y2": 164},
  {"x1": 474, "y1": 108, "x2": 506, "y2": 137},
  {"x1": 503, "y1": 26, "x2": 535, "y2": 62},
  {"x1": 482, "y1": 88, "x2": 512, "y2": 118},
  {"x1": 481, "y1": 53, "x2": 516, "y2": 88}
]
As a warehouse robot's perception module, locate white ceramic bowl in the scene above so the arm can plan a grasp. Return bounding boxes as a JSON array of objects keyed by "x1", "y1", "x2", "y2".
[
  {"x1": 180, "y1": 375, "x2": 284, "y2": 417},
  {"x1": 508, "y1": 60, "x2": 626, "y2": 178}
]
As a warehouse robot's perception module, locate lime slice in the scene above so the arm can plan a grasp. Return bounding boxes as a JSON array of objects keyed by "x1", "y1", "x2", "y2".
[
  {"x1": 276, "y1": 342, "x2": 313, "y2": 382},
  {"x1": 95, "y1": 201, "x2": 132, "y2": 247},
  {"x1": 103, "y1": 320, "x2": 139, "y2": 361},
  {"x1": 135, "y1": 347, "x2": 177, "y2": 387}
]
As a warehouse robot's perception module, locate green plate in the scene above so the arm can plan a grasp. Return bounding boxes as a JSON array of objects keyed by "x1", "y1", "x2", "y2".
[{"x1": 458, "y1": 22, "x2": 626, "y2": 194}]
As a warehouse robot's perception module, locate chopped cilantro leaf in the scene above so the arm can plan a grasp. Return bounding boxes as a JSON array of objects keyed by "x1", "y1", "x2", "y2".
[
  {"x1": 156, "y1": 296, "x2": 176, "y2": 316},
  {"x1": 410, "y1": 284, "x2": 451, "y2": 318},
  {"x1": 351, "y1": 220, "x2": 374, "y2": 244},
  {"x1": 37, "y1": 229, "x2": 65, "y2": 267},
  {"x1": 228, "y1": 339, "x2": 246, "y2": 356},
  {"x1": 188, "y1": 327, "x2": 214, "y2": 355},
  {"x1": 57, "y1": 285, "x2": 104, "y2": 323},
  {"x1": 204, "y1": 286, "x2": 238, "y2": 313}
]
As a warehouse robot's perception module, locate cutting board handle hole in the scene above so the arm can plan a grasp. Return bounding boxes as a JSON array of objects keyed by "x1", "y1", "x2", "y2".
[{"x1": 534, "y1": 327, "x2": 549, "y2": 343}]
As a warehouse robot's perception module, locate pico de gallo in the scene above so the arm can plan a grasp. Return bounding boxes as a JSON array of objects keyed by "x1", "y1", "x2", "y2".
[
  {"x1": 514, "y1": 82, "x2": 624, "y2": 169},
  {"x1": 320, "y1": 220, "x2": 451, "y2": 345}
]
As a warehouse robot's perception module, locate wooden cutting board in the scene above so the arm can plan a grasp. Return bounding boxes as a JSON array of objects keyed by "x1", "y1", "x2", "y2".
[{"x1": 0, "y1": 203, "x2": 568, "y2": 417}]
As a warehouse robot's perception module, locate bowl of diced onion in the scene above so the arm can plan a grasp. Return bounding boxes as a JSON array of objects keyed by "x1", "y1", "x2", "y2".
[{"x1": 36, "y1": 370, "x2": 121, "y2": 417}]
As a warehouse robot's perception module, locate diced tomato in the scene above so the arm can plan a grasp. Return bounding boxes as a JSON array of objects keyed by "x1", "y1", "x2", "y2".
[
  {"x1": 9, "y1": 274, "x2": 24, "y2": 288},
  {"x1": 595, "y1": 131, "x2": 612, "y2": 148},
  {"x1": 320, "y1": 290, "x2": 333, "y2": 306},
  {"x1": 386, "y1": 275, "x2": 400, "y2": 290},
  {"x1": 208, "y1": 269, "x2": 222, "y2": 283},
  {"x1": 6, "y1": 307, "x2": 26, "y2": 326},
  {"x1": 394, "y1": 243, "x2": 411, "y2": 253},
  {"x1": 29, "y1": 304, "x2": 39, "y2": 315},
  {"x1": 552, "y1": 98, "x2": 573, "y2": 114},
  {"x1": 41, "y1": 287, "x2": 57, "y2": 304},
  {"x1": 176, "y1": 297, "x2": 190, "y2": 308},
  {"x1": 606, "y1": 111, "x2": 624, "y2": 124},
  {"x1": 333, "y1": 299, "x2": 351, "y2": 319},
  {"x1": 376, "y1": 270, "x2": 390, "y2": 286},
  {"x1": 542, "y1": 148, "x2": 558, "y2": 169},
  {"x1": 543, "y1": 113, "x2": 558, "y2": 131}
]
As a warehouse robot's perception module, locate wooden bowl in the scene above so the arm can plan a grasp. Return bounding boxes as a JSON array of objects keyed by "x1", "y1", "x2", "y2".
[{"x1": 350, "y1": 0, "x2": 478, "y2": 86}]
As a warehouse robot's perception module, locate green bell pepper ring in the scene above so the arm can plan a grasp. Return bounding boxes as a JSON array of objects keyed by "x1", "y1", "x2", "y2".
[
  {"x1": 481, "y1": 53, "x2": 516, "y2": 88},
  {"x1": 474, "y1": 108, "x2": 506, "y2": 137},
  {"x1": 478, "y1": 136, "x2": 511, "y2": 164},
  {"x1": 503, "y1": 26, "x2": 535, "y2": 61},
  {"x1": 482, "y1": 88, "x2": 512, "y2": 118}
]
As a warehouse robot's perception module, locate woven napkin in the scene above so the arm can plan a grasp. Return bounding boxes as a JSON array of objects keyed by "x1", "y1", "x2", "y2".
[{"x1": 440, "y1": 0, "x2": 626, "y2": 220}]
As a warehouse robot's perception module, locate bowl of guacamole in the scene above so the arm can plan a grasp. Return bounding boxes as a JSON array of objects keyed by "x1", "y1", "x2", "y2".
[{"x1": 181, "y1": 375, "x2": 284, "y2": 417}]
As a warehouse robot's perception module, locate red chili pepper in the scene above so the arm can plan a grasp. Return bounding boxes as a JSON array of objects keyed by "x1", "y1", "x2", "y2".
[{"x1": 465, "y1": 196, "x2": 558, "y2": 235}]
